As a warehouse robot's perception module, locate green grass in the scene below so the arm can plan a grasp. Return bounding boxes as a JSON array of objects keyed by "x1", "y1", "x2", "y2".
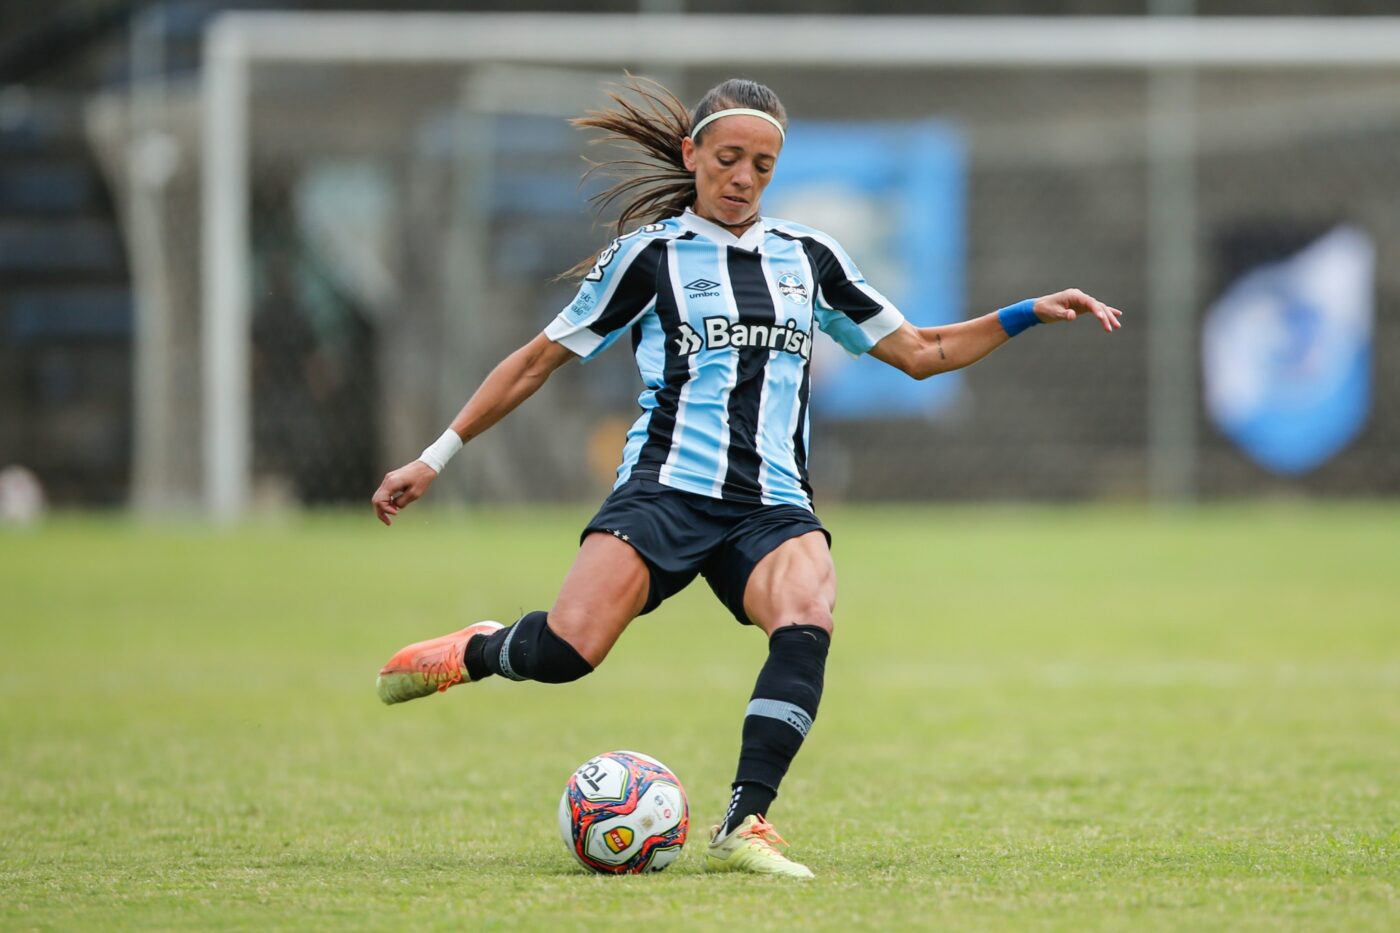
[{"x1": 2, "y1": 504, "x2": 1397, "y2": 930}]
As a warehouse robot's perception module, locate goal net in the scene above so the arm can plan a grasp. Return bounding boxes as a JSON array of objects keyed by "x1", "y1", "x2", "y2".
[{"x1": 101, "y1": 14, "x2": 1400, "y2": 516}]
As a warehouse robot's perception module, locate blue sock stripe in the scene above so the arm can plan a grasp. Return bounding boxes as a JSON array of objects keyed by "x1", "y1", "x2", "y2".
[
  {"x1": 997, "y1": 298, "x2": 1040, "y2": 337},
  {"x1": 745, "y1": 698, "x2": 813, "y2": 738}
]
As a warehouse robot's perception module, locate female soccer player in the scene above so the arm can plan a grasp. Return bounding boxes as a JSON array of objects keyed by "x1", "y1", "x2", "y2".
[{"x1": 372, "y1": 77, "x2": 1122, "y2": 879}]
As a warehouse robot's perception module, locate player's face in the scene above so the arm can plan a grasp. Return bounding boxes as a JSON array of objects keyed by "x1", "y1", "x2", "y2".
[{"x1": 682, "y1": 115, "x2": 782, "y2": 233}]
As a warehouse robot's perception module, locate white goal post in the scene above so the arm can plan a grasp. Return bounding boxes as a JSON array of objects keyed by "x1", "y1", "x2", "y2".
[{"x1": 200, "y1": 13, "x2": 1400, "y2": 520}]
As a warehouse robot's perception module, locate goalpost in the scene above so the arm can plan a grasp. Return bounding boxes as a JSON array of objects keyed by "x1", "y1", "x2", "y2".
[{"x1": 197, "y1": 13, "x2": 1400, "y2": 519}]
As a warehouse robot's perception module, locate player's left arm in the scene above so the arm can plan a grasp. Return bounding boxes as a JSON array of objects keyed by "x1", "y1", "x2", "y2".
[{"x1": 869, "y1": 288, "x2": 1123, "y2": 380}]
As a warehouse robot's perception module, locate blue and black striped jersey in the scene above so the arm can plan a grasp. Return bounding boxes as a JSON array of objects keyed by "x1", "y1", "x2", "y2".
[{"x1": 546, "y1": 208, "x2": 905, "y2": 510}]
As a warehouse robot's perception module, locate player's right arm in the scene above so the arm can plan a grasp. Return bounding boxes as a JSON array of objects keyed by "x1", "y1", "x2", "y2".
[
  {"x1": 373, "y1": 226, "x2": 665, "y2": 526},
  {"x1": 372, "y1": 333, "x2": 575, "y2": 525}
]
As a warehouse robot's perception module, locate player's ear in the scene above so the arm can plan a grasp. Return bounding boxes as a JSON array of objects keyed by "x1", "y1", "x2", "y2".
[{"x1": 681, "y1": 136, "x2": 698, "y2": 173}]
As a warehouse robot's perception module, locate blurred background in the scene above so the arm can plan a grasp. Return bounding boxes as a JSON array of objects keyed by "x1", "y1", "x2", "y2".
[
  {"x1": 1, "y1": 0, "x2": 1398, "y2": 521},
  {"x1": 8, "y1": 10, "x2": 1399, "y2": 926}
]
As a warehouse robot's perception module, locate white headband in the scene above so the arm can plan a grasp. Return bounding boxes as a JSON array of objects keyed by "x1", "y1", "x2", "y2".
[{"x1": 690, "y1": 107, "x2": 786, "y2": 142}]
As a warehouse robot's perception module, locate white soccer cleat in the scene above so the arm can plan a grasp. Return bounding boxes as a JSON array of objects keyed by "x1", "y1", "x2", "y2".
[{"x1": 705, "y1": 814, "x2": 815, "y2": 880}]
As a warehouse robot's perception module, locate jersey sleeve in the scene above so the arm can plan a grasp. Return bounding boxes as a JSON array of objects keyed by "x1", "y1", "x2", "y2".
[
  {"x1": 798, "y1": 230, "x2": 906, "y2": 356},
  {"x1": 545, "y1": 232, "x2": 664, "y2": 362}
]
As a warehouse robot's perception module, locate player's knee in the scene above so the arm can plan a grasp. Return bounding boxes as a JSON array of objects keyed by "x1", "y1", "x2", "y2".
[
  {"x1": 545, "y1": 605, "x2": 612, "y2": 669},
  {"x1": 477, "y1": 610, "x2": 595, "y2": 684},
  {"x1": 537, "y1": 622, "x2": 594, "y2": 684},
  {"x1": 807, "y1": 606, "x2": 835, "y2": 637},
  {"x1": 524, "y1": 611, "x2": 596, "y2": 684},
  {"x1": 777, "y1": 599, "x2": 834, "y2": 637}
]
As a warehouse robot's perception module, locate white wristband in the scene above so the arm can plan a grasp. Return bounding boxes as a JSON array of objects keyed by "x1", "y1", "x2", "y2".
[{"x1": 417, "y1": 429, "x2": 463, "y2": 474}]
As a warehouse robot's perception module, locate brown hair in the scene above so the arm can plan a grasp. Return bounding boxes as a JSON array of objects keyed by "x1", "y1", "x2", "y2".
[{"x1": 562, "y1": 75, "x2": 788, "y2": 279}]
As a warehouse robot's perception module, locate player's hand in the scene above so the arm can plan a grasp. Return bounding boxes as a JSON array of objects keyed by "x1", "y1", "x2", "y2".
[
  {"x1": 1033, "y1": 289, "x2": 1123, "y2": 333},
  {"x1": 372, "y1": 460, "x2": 438, "y2": 526}
]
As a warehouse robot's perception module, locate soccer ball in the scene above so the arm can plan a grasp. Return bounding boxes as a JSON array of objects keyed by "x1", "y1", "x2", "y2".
[{"x1": 558, "y1": 750, "x2": 688, "y2": 874}]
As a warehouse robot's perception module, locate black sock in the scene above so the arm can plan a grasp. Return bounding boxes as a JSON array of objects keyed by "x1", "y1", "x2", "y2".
[
  {"x1": 719, "y1": 782, "x2": 777, "y2": 838},
  {"x1": 726, "y1": 624, "x2": 830, "y2": 833},
  {"x1": 463, "y1": 611, "x2": 594, "y2": 684}
]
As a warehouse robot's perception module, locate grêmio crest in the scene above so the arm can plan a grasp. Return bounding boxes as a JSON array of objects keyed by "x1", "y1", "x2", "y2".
[{"x1": 777, "y1": 272, "x2": 809, "y2": 304}]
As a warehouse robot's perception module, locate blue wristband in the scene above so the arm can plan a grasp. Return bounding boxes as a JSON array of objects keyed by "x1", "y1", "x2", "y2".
[{"x1": 997, "y1": 299, "x2": 1040, "y2": 337}]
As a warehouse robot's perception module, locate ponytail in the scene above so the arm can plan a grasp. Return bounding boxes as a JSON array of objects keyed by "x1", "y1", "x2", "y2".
[{"x1": 562, "y1": 75, "x2": 787, "y2": 280}]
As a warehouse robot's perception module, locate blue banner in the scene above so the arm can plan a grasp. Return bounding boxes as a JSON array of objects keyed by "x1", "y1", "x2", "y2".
[{"x1": 764, "y1": 120, "x2": 966, "y2": 419}]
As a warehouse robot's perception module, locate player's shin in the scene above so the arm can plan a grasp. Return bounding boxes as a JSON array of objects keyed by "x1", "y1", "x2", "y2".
[
  {"x1": 464, "y1": 611, "x2": 594, "y2": 684},
  {"x1": 721, "y1": 623, "x2": 830, "y2": 836}
]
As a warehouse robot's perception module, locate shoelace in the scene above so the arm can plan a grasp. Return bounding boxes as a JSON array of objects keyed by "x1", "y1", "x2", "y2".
[
  {"x1": 738, "y1": 816, "x2": 789, "y2": 854},
  {"x1": 421, "y1": 645, "x2": 464, "y2": 688}
]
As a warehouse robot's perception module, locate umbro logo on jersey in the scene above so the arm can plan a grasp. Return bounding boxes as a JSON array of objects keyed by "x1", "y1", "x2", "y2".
[
  {"x1": 673, "y1": 318, "x2": 812, "y2": 360},
  {"x1": 685, "y1": 278, "x2": 722, "y2": 298}
]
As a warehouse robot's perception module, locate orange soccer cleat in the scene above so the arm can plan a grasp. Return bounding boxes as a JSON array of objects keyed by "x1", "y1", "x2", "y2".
[{"x1": 375, "y1": 620, "x2": 503, "y2": 705}]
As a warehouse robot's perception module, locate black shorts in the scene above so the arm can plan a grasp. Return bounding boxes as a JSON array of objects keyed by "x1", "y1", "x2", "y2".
[{"x1": 581, "y1": 478, "x2": 830, "y2": 625}]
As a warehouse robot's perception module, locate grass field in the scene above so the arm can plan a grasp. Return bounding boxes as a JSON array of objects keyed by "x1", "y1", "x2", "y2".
[{"x1": 2, "y1": 503, "x2": 1397, "y2": 930}]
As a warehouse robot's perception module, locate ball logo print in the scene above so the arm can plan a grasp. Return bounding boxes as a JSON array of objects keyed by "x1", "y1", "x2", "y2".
[{"x1": 559, "y1": 751, "x2": 689, "y2": 874}]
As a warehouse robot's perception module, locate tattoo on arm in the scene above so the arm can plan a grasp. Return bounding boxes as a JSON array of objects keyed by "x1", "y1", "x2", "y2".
[{"x1": 934, "y1": 332, "x2": 946, "y2": 360}]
